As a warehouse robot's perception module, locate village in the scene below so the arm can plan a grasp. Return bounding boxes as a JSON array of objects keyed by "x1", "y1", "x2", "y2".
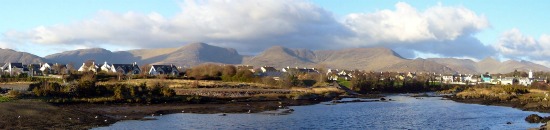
[{"x1": 1, "y1": 61, "x2": 548, "y2": 87}]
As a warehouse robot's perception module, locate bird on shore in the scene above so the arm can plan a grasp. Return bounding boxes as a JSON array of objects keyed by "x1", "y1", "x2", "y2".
[
  {"x1": 17, "y1": 116, "x2": 20, "y2": 119},
  {"x1": 248, "y1": 110, "x2": 251, "y2": 113},
  {"x1": 95, "y1": 116, "x2": 98, "y2": 119},
  {"x1": 182, "y1": 110, "x2": 185, "y2": 113},
  {"x1": 104, "y1": 120, "x2": 107, "y2": 122}
]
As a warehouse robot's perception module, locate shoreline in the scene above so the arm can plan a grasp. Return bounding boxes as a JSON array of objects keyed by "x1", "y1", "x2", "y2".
[
  {"x1": 2, "y1": 94, "x2": 381, "y2": 129},
  {"x1": 445, "y1": 95, "x2": 550, "y2": 113}
]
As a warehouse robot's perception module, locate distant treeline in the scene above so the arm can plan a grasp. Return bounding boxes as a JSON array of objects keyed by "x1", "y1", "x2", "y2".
[
  {"x1": 347, "y1": 72, "x2": 453, "y2": 94},
  {"x1": 27, "y1": 80, "x2": 185, "y2": 104}
]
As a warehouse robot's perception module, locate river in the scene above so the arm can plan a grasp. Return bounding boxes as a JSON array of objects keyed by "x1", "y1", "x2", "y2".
[{"x1": 94, "y1": 95, "x2": 548, "y2": 129}]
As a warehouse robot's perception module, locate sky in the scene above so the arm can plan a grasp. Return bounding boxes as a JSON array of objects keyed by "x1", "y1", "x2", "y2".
[{"x1": 1, "y1": 0, "x2": 550, "y2": 66}]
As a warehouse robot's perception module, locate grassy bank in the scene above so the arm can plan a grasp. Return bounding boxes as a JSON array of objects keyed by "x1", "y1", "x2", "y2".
[
  {"x1": 0, "y1": 96, "x2": 10, "y2": 103},
  {"x1": 450, "y1": 85, "x2": 550, "y2": 113}
]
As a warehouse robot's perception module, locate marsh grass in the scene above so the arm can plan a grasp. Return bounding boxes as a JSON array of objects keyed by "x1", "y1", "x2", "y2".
[{"x1": 0, "y1": 96, "x2": 10, "y2": 102}]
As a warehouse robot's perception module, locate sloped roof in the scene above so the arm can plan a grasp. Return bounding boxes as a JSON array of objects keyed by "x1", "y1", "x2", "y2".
[
  {"x1": 152, "y1": 65, "x2": 177, "y2": 73},
  {"x1": 112, "y1": 64, "x2": 140, "y2": 73}
]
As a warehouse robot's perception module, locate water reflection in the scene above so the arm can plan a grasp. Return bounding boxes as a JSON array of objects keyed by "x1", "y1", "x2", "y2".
[{"x1": 94, "y1": 95, "x2": 548, "y2": 130}]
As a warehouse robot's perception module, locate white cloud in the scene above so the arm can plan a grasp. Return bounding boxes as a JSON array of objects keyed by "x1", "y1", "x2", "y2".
[
  {"x1": 1, "y1": 1, "x2": 493, "y2": 59},
  {"x1": 341, "y1": 2, "x2": 489, "y2": 45},
  {"x1": 3, "y1": 0, "x2": 351, "y2": 53},
  {"x1": 494, "y1": 28, "x2": 550, "y2": 60},
  {"x1": 340, "y1": 2, "x2": 492, "y2": 59}
]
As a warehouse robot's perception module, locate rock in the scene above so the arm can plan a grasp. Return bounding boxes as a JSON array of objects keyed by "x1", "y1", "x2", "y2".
[
  {"x1": 506, "y1": 122, "x2": 512, "y2": 124},
  {"x1": 526, "y1": 114, "x2": 544, "y2": 123},
  {"x1": 380, "y1": 98, "x2": 386, "y2": 101}
]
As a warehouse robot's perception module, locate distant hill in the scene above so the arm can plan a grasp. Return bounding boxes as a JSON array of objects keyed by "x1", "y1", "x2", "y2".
[
  {"x1": 243, "y1": 46, "x2": 316, "y2": 68},
  {"x1": 426, "y1": 58, "x2": 478, "y2": 74},
  {"x1": 12, "y1": 43, "x2": 550, "y2": 74},
  {"x1": 313, "y1": 47, "x2": 406, "y2": 71},
  {"x1": 137, "y1": 42, "x2": 243, "y2": 66},
  {"x1": 45, "y1": 48, "x2": 140, "y2": 64},
  {"x1": 45, "y1": 43, "x2": 242, "y2": 67},
  {"x1": 0, "y1": 48, "x2": 48, "y2": 64},
  {"x1": 427, "y1": 57, "x2": 550, "y2": 74},
  {"x1": 379, "y1": 59, "x2": 459, "y2": 74}
]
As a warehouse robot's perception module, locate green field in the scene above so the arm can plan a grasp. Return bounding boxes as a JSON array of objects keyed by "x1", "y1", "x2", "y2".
[
  {"x1": 0, "y1": 96, "x2": 10, "y2": 103},
  {"x1": 337, "y1": 78, "x2": 351, "y2": 88}
]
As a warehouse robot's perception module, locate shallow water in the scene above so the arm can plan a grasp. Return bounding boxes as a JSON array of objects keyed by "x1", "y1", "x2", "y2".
[{"x1": 94, "y1": 95, "x2": 548, "y2": 130}]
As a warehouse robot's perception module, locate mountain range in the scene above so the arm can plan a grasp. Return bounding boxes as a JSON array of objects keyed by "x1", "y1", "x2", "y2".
[{"x1": 0, "y1": 43, "x2": 548, "y2": 74}]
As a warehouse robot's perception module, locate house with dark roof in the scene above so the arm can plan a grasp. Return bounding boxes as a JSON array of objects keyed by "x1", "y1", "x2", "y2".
[
  {"x1": 260, "y1": 66, "x2": 283, "y2": 79},
  {"x1": 149, "y1": 64, "x2": 178, "y2": 76},
  {"x1": 111, "y1": 63, "x2": 140, "y2": 75},
  {"x1": 28, "y1": 64, "x2": 42, "y2": 76},
  {"x1": 2, "y1": 62, "x2": 28, "y2": 76}
]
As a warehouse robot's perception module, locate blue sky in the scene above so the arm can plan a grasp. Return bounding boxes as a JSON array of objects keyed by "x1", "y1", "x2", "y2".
[{"x1": 1, "y1": 0, "x2": 549, "y2": 66}]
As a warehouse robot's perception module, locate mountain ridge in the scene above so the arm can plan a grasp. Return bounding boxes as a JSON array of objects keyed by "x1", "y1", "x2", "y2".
[{"x1": 1, "y1": 43, "x2": 548, "y2": 74}]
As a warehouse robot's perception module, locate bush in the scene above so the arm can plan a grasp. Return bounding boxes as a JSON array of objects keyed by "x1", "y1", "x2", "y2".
[
  {"x1": 503, "y1": 85, "x2": 529, "y2": 94},
  {"x1": 0, "y1": 96, "x2": 10, "y2": 102},
  {"x1": 6, "y1": 90, "x2": 21, "y2": 98}
]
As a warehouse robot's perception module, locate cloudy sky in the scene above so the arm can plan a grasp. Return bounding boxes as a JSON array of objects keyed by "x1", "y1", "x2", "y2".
[{"x1": 1, "y1": 0, "x2": 549, "y2": 66}]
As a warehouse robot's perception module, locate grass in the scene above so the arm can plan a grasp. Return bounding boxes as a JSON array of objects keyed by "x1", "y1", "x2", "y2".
[
  {"x1": 98, "y1": 79, "x2": 277, "y2": 89},
  {"x1": 336, "y1": 78, "x2": 351, "y2": 88},
  {"x1": 0, "y1": 96, "x2": 11, "y2": 103}
]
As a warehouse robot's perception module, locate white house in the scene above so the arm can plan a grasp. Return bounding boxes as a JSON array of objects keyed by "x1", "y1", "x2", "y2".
[
  {"x1": 442, "y1": 75, "x2": 454, "y2": 83},
  {"x1": 40, "y1": 63, "x2": 53, "y2": 72},
  {"x1": 500, "y1": 77, "x2": 515, "y2": 85},
  {"x1": 78, "y1": 62, "x2": 99, "y2": 73},
  {"x1": 518, "y1": 78, "x2": 532, "y2": 86},
  {"x1": 100, "y1": 61, "x2": 112, "y2": 72}
]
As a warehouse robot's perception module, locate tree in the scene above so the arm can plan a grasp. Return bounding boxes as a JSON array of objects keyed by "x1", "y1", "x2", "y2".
[
  {"x1": 66, "y1": 62, "x2": 75, "y2": 73},
  {"x1": 221, "y1": 65, "x2": 237, "y2": 81},
  {"x1": 140, "y1": 64, "x2": 151, "y2": 78},
  {"x1": 116, "y1": 70, "x2": 124, "y2": 81},
  {"x1": 279, "y1": 74, "x2": 300, "y2": 88},
  {"x1": 27, "y1": 64, "x2": 34, "y2": 77}
]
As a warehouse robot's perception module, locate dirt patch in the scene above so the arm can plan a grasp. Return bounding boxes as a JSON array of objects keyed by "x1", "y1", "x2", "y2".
[
  {"x1": 0, "y1": 99, "x2": 114, "y2": 129},
  {"x1": 0, "y1": 99, "x2": 322, "y2": 129}
]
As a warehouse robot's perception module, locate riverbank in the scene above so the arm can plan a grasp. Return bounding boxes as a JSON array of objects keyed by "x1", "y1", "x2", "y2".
[
  {"x1": 447, "y1": 86, "x2": 550, "y2": 113},
  {"x1": 0, "y1": 93, "x2": 383, "y2": 129},
  {"x1": 443, "y1": 86, "x2": 550, "y2": 129}
]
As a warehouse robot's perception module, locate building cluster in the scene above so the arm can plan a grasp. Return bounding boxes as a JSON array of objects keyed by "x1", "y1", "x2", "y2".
[
  {"x1": 2, "y1": 61, "x2": 547, "y2": 87},
  {"x1": 434, "y1": 70, "x2": 546, "y2": 86},
  {"x1": 252, "y1": 65, "x2": 548, "y2": 87},
  {"x1": 0, "y1": 61, "x2": 181, "y2": 78}
]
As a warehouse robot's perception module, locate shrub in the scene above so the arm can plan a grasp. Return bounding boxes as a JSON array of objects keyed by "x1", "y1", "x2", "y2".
[
  {"x1": 0, "y1": 96, "x2": 10, "y2": 102},
  {"x1": 6, "y1": 90, "x2": 21, "y2": 98},
  {"x1": 503, "y1": 85, "x2": 529, "y2": 94}
]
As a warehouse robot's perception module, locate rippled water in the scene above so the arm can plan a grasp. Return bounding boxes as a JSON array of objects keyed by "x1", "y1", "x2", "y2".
[{"x1": 94, "y1": 95, "x2": 549, "y2": 130}]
